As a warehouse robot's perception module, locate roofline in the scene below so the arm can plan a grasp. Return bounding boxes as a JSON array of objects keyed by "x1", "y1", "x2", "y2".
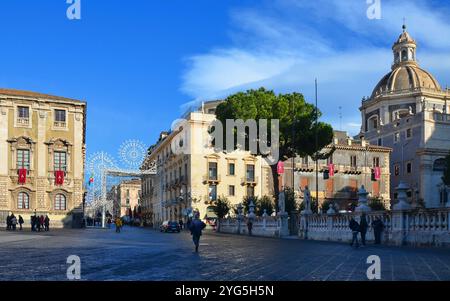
[{"x1": 0, "y1": 88, "x2": 86, "y2": 105}]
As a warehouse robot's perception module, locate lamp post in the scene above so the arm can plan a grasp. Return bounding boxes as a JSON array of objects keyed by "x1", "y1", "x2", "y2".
[{"x1": 315, "y1": 79, "x2": 319, "y2": 208}]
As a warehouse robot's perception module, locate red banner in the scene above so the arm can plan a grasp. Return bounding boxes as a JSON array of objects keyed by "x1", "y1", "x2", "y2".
[
  {"x1": 18, "y1": 169, "x2": 27, "y2": 184},
  {"x1": 374, "y1": 167, "x2": 381, "y2": 180},
  {"x1": 328, "y1": 164, "x2": 335, "y2": 177},
  {"x1": 277, "y1": 161, "x2": 284, "y2": 175},
  {"x1": 55, "y1": 170, "x2": 65, "y2": 186}
]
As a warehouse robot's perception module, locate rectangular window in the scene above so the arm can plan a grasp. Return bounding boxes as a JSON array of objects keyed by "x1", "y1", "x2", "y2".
[
  {"x1": 378, "y1": 138, "x2": 382, "y2": 146},
  {"x1": 208, "y1": 162, "x2": 218, "y2": 180},
  {"x1": 406, "y1": 162, "x2": 412, "y2": 174},
  {"x1": 17, "y1": 150, "x2": 30, "y2": 170},
  {"x1": 228, "y1": 163, "x2": 235, "y2": 176},
  {"x1": 228, "y1": 185, "x2": 235, "y2": 196},
  {"x1": 394, "y1": 164, "x2": 400, "y2": 176},
  {"x1": 350, "y1": 155, "x2": 357, "y2": 168},
  {"x1": 209, "y1": 185, "x2": 217, "y2": 201},
  {"x1": 17, "y1": 106, "x2": 30, "y2": 125},
  {"x1": 373, "y1": 157, "x2": 380, "y2": 168},
  {"x1": 246, "y1": 164, "x2": 255, "y2": 182},
  {"x1": 54, "y1": 151, "x2": 67, "y2": 172},
  {"x1": 54, "y1": 109, "x2": 67, "y2": 127},
  {"x1": 326, "y1": 155, "x2": 333, "y2": 165},
  {"x1": 394, "y1": 132, "x2": 400, "y2": 143},
  {"x1": 247, "y1": 186, "x2": 255, "y2": 197},
  {"x1": 406, "y1": 128, "x2": 412, "y2": 139}
]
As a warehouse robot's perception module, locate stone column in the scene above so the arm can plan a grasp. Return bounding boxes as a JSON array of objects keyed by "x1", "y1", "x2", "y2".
[{"x1": 392, "y1": 181, "x2": 412, "y2": 246}]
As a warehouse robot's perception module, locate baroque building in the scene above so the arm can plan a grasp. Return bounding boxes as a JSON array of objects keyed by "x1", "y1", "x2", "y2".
[
  {"x1": 109, "y1": 178, "x2": 141, "y2": 218},
  {"x1": 284, "y1": 131, "x2": 391, "y2": 211},
  {"x1": 360, "y1": 26, "x2": 450, "y2": 208},
  {"x1": 140, "y1": 101, "x2": 274, "y2": 227},
  {"x1": 0, "y1": 89, "x2": 86, "y2": 228}
]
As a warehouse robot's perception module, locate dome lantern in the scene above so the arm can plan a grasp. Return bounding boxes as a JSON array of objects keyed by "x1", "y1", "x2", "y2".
[{"x1": 392, "y1": 23, "x2": 417, "y2": 68}]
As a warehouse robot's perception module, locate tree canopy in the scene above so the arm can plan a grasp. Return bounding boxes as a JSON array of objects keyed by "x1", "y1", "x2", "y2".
[{"x1": 215, "y1": 88, "x2": 334, "y2": 199}]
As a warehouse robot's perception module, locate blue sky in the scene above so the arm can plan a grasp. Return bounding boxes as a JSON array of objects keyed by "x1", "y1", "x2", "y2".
[{"x1": 1, "y1": 0, "x2": 450, "y2": 169}]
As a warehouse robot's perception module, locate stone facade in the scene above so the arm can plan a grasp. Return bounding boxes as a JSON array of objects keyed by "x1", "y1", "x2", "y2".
[
  {"x1": 283, "y1": 131, "x2": 391, "y2": 210},
  {"x1": 141, "y1": 101, "x2": 274, "y2": 227},
  {"x1": 109, "y1": 178, "x2": 141, "y2": 218},
  {"x1": 360, "y1": 26, "x2": 450, "y2": 208},
  {"x1": 0, "y1": 89, "x2": 86, "y2": 228}
]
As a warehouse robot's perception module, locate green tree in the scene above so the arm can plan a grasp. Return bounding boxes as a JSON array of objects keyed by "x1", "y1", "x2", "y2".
[
  {"x1": 242, "y1": 196, "x2": 259, "y2": 215},
  {"x1": 215, "y1": 88, "x2": 334, "y2": 203},
  {"x1": 283, "y1": 187, "x2": 298, "y2": 213},
  {"x1": 443, "y1": 151, "x2": 450, "y2": 185},
  {"x1": 257, "y1": 196, "x2": 275, "y2": 216},
  {"x1": 368, "y1": 197, "x2": 387, "y2": 211},
  {"x1": 213, "y1": 196, "x2": 231, "y2": 219}
]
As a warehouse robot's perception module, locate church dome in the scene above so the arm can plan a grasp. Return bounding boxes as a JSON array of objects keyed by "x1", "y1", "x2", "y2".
[
  {"x1": 371, "y1": 65, "x2": 442, "y2": 98},
  {"x1": 371, "y1": 25, "x2": 442, "y2": 98}
]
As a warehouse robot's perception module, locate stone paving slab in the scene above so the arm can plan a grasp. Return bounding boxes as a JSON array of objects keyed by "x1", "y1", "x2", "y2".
[{"x1": 0, "y1": 227, "x2": 449, "y2": 281}]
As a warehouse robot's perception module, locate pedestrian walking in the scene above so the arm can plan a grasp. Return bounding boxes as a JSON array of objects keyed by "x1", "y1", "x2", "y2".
[
  {"x1": 349, "y1": 217, "x2": 360, "y2": 248},
  {"x1": 189, "y1": 212, "x2": 206, "y2": 253},
  {"x1": 40, "y1": 215, "x2": 45, "y2": 231},
  {"x1": 115, "y1": 217, "x2": 122, "y2": 233},
  {"x1": 6, "y1": 214, "x2": 11, "y2": 230},
  {"x1": 18, "y1": 215, "x2": 24, "y2": 231},
  {"x1": 11, "y1": 214, "x2": 17, "y2": 231},
  {"x1": 179, "y1": 219, "x2": 184, "y2": 230},
  {"x1": 44, "y1": 215, "x2": 50, "y2": 232},
  {"x1": 247, "y1": 220, "x2": 253, "y2": 236},
  {"x1": 371, "y1": 216, "x2": 385, "y2": 245},
  {"x1": 30, "y1": 215, "x2": 35, "y2": 231},
  {"x1": 359, "y1": 213, "x2": 368, "y2": 246}
]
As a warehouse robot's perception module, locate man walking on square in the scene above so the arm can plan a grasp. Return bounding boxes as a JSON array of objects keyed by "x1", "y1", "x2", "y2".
[
  {"x1": 349, "y1": 217, "x2": 360, "y2": 248},
  {"x1": 359, "y1": 213, "x2": 368, "y2": 247},
  {"x1": 189, "y1": 212, "x2": 206, "y2": 253},
  {"x1": 18, "y1": 215, "x2": 24, "y2": 231}
]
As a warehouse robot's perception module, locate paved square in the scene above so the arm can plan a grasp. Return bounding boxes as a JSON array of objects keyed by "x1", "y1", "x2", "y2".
[{"x1": 0, "y1": 227, "x2": 449, "y2": 281}]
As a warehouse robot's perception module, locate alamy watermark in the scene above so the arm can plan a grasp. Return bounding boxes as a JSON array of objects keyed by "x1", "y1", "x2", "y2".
[
  {"x1": 66, "y1": 0, "x2": 81, "y2": 20},
  {"x1": 170, "y1": 118, "x2": 280, "y2": 165},
  {"x1": 366, "y1": 0, "x2": 381, "y2": 20},
  {"x1": 366, "y1": 255, "x2": 381, "y2": 280},
  {"x1": 66, "y1": 255, "x2": 81, "y2": 280}
]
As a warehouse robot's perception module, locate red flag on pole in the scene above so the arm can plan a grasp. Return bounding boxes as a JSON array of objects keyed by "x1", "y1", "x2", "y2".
[
  {"x1": 328, "y1": 164, "x2": 335, "y2": 177},
  {"x1": 18, "y1": 169, "x2": 27, "y2": 184},
  {"x1": 277, "y1": 161, "x2": 285, "y2": 175},
  {"x1": 55, "y1": 171, "x2": 65, "y2": 186},
  {"x1": 374, "y1": 167, "x2": 381, "y2": 180}
]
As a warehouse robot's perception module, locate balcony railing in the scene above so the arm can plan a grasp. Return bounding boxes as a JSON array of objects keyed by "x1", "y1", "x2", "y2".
[
  {"x1": 17, "y1": 118, "x2": 29, "y2": 126},
  {"x1": 241, "y1": 176, "x2": 258, "y2": 186},
  {"x1": 54, "y1": 121, "x2": 67, "y2": 128},
  {"x1": 203, "y1": 174, "x2": 221, "y2": 184}
]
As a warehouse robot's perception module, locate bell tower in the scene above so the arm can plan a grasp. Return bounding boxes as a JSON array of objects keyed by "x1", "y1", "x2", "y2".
[{"x1": 392, "y1": 23, "x2": 417, "y2": 69}]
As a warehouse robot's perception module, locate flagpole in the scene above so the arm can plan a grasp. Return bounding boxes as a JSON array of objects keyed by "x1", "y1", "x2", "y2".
[{"x1": 315, "y1": 79, "x2": 319, "y2": 212}]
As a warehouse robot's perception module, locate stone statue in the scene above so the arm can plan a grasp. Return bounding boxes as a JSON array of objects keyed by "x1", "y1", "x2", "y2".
[
  {"x1": 421, "y1": 98, "x2": 426, "y2": 112},
  {"x1": 278, "y1": 191, "x2": 286, "y2": 214},
  {"x1": 409, "y1": 106, "x2": 413, "y2": 115},
  {"x1": 300, "y1": 185, "x2": 312, "y2": 214}
]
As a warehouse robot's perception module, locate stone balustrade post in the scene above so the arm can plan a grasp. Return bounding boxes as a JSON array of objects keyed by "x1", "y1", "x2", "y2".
[
  {"x1": 392, "y1": 182, "x2": 412, "y2": 245},
  {"x1": 262, "y1": 209, "x2": 267, "y2": 230},
  {"x1": 356, "y1": 185, "x2": 371, "y2": 213}
]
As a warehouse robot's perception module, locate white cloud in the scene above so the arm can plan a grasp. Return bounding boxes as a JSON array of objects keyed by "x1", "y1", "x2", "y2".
[{"x1": 180, "y1": 0, "x2": 450, "y2": 136}]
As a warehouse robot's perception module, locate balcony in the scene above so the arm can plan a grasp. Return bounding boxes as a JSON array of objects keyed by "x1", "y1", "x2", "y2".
[
  {"x1": 54, "y1": 121, "x2": 67, "y2": 128},
  {"x1": 203, "y1": 174, "x2": 221, "y2": 184},
  {"x1": 241, "y1": 176, "x2": 258, "y2": 186},
  {"x1": 16, "y1": 118, "x2": 30, "y2": 126}
]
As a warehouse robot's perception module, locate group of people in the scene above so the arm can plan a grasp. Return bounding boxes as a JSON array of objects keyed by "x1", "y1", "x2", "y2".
[
  {"x1": 6, "y1": 213, "x2": 24, "y2": 231},
  {"x1": 349, "y1": 214, "x2": 385, "y2": 248},
  {"x1": 31, "y1": 214, "x2": 50, "y2": 232}
]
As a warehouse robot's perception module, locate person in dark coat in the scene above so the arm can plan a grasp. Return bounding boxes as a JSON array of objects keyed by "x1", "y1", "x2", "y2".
[
  {"x1": 44, "y1": 215, "x2": 50, "y2": 232},
  {"x1": 189, "y1": 213, "x2": 206, "y2": 253},
  {"x1": 349, "y1": 217, "x2": 360, "y2": 248},
  {"x1": 30, "y1": 215, "x2": 35, "y2": 231},
  {"x1": 10, "y1": 214, "x2": 17, "y2": 231},
  {"x1": 359, "y1": 213, "x2": 368, "y2": 246},
  {"x1": 247, "y1": 220, "x2": 253, "y2": 236},
  {"x1": 6, "y1": 214, "x2": 11, "y2": 230},
  {"x1": 18, "y1": 215, "x2": 24, "y2": 231},
  {"x1": 179, "y1": 219, "x2": 184, "y2": 230},
  {"x1": 371, "y1": 217, "x2": 384, "y2": 244},
  {"x1": 36, "y1": 216, "x2": 41, "y2": 232}
]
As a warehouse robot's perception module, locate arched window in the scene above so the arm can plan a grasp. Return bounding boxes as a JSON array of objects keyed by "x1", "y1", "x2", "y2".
[
  {"x1": 401, "y1": 49, "x2": 408, "y2": 61},
  {"x1": 368, "y1": 115, "x2": 379, "y2": 131},
  {"x1": 55, "y1": 194, "x2": 67, "y2": 211},
  {"x1": 433, "y1": 158, "x2": 446, "y2": 172},
  {"x1": 18, "y1": 192, "x2": 29, "y2": 209}
]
